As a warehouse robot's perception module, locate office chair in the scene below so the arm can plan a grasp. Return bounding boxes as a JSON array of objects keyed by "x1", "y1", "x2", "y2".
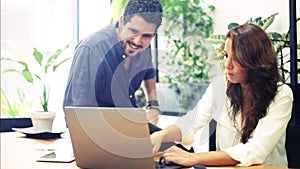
[{"x1": 285, "y1": 124, "x2": 300, "y2": 168}]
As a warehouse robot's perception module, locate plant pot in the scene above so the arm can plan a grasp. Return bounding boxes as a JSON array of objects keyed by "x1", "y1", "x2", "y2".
[{"x1": 31, "y1": 111, "x2": 56, "y2": 132}]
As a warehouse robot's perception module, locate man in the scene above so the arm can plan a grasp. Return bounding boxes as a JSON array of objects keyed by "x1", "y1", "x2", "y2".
[{"x1": 63, "y1": 0, "x2": 163, "y2": 124}]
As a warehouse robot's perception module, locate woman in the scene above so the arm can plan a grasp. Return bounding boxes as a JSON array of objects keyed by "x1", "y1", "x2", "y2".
[{"x1": 151, "y1": 24, "x2": 293, "y2": 167}]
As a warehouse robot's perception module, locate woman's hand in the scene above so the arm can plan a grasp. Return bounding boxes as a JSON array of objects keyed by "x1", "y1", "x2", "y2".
[
  {"x1": 160, "y1": 146, "x2": 196, "y2": 167},
  {"x1": 150, "y1": 131, "x2": 164, "y2": 153},
  {"x1": 151, "y1": 125, "x2": 183, "y2": 154}
]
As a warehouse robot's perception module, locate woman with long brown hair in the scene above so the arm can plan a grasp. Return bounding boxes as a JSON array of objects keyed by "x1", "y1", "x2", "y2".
[{"x1": 151, "y1": 24, "x2": 293, "y2": 167}]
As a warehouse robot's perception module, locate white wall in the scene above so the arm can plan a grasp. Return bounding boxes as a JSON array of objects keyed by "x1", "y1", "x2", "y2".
[
  {"x1": 78, "y1": 0, "x2": 111, "y2": 40},
  {"x1": 206, "y1": 0, "x2": 296, "y2": 34}
]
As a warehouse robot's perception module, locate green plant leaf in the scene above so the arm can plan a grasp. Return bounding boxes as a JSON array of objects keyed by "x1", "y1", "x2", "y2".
[
  {"x1": 1, "y1": 58, "x2": 29, "y2": 68},
  {"x1": 193, "y1": 0, "x2": 200, "y2": 5},
  {"x1": 1, "y1": 89, "x2": 13, "y2": 115},
  {"x1": 207, "y1": 34, "x2": 226, "y2": 44},
  {"x1": 45, "y1": 44, "x2": 70, "y2": 73},
  {"x1": 261, "y1": 13, "x2": 278, "y2": 30},
  {"x1": 268, "y1": 32, "x2": 283, "y2": 41},
  {"x1": 33, "y1": 74, "x2": 41, "y2": 81},
  {"x1": 253, "y1": 17, "x2": 263, "y2": 27},
  {"x1": 0, "y1": 88, "x2": 23, "y2": 117},
  {"x1": 40, "y1": 84, "x2": 48, "y2": 112},
  {"x1": 208, "y1": 5, "x2": 215, "y2": 11},
  {"x1": 1, "y1": 44, "x2": 70, "y2": 112},
  {"x1": 228, "y1": 23, "x2": 239, "y2": 30},
  {"x1": 33, "y1": 48, "x2": 43, "y2": 66},
  {"x1": 2, "y1": 58, "x2": 34, "y2": 83},
  {"x1": 53, "y1": 57, "x2": 72, "y2": 72},
  {"x1": 196, "y1": 60, "x2": 204, "y2": 67},
  {"x1": 22, "y1": 68, "x2": 34, "y2": 83},
  {"x1": 2, "y1": 69, "x2": 20, "y2": 73},
  {"x1": 45, "y1": 49, "x2": 62, "y2": 73}
]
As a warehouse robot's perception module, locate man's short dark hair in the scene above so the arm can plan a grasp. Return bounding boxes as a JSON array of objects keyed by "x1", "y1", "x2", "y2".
[{"x1": 123, "y1": 0, "x2": 163, "y2": 29}]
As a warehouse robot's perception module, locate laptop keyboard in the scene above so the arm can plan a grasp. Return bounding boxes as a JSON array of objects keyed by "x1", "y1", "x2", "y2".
[
  {"x1": 155, "y1": 161, "x2": 206, "y2": 169},
  {"x1": 155, "y1": 161, "x2": 182, "y2": 169}
]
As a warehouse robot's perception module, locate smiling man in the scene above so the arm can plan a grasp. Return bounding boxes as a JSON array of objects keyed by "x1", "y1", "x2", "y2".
[{"x1": 63, "y1": 0, "x2": 163, "y2": 125}]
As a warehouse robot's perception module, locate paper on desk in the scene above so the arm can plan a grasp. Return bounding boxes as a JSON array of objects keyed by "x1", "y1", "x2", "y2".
[{"x1": 35, "y1": 143, "x2": 56, "y2": 151}]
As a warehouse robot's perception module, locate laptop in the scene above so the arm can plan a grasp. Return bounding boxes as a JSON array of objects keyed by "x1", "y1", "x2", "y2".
[{"x1": 64, "y1": 106, "x2": 181, "y2": 169}]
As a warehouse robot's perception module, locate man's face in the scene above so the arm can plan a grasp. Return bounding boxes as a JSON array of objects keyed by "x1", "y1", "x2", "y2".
[{"x1": 118, "y1": 15, "x2": 157, "y2": 57}]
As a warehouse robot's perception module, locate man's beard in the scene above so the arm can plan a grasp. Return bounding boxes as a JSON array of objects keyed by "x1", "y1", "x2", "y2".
[{"x1": 121, "y1": 40, "x2": 143, "y2": 50}]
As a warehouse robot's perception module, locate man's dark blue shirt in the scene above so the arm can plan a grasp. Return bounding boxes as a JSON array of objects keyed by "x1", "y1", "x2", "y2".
[{"x1": 63, "y1": 23, "x2": 156, "y2": 107}]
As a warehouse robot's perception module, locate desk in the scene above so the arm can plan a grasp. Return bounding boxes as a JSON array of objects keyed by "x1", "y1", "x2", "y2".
[
  {"x1": 1, "y1": 132, "x2": 287, "y2": 169},
  {"x1": 1, "y1": 131, "x2": 79, "y2": 169}
]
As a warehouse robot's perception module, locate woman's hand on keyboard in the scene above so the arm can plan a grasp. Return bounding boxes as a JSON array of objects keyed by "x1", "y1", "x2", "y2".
[{"x1": 160, "y1": 146, "x2": 197, "y2": 167}]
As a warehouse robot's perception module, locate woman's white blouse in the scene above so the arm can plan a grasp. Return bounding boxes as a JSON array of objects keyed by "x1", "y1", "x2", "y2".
[{"x1": 175, "y1": 75, "x2": 293, "y2": 167}]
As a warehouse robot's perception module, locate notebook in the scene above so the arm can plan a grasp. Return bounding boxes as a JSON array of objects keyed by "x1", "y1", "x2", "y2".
[{"x1": 64, "y1": 106, "x2": 181, "y2": 169}]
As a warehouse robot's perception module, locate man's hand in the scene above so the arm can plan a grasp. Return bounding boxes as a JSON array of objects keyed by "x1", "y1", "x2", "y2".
[{"x1": 146, "y1": 108, "x2": 160, "y2": 125}]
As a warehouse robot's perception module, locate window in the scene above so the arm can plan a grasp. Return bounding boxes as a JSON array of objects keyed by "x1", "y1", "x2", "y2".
[{"x1": 1, "y1": 0, "x2": 111, "y2": 119}]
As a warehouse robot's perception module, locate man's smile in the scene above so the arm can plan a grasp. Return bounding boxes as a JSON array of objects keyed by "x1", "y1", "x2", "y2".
[{"x1": 127, "y1": 40, "x2": 143, "y2": 49}]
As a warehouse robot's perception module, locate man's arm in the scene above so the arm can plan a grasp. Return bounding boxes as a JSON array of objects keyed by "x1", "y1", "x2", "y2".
[
  {"x1": 142, "y1": 78, "x2": 160, "y2": 124},
  {"x1": 143, "y1": 78, "x2": 157, "y2": 101}
]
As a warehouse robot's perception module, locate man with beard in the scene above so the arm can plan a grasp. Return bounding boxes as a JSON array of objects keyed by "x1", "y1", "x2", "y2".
[{"x1": 63, "y1": 0, "x2": 163, "y2": 125}]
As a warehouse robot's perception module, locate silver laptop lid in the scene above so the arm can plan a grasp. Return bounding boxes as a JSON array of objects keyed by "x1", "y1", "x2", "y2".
[{"x1": 64, "y1": 107, "x2": 155, "y2": 169}]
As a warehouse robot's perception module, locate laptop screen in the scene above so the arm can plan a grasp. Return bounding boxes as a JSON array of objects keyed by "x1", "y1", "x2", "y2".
[{"x1": 64, "y1": 107, "x2": 156, "y2": 169}]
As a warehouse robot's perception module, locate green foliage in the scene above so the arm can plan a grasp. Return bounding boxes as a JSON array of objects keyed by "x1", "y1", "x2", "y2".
[
  {"x1": 1, "y1": 44, "x2": 71, "y2": 112},
  {"x1": 1, "y1": 88, "x2": 33, "y2": 118},
  {"x1": 160, "y1": 0, "x2": 215, "y2": 85},
  {"x1": 208, "y1": 13, "x2": 280, "y2": 49},
  {"x1": 110, "y1": 0, "x2": 129, "y2": 23}
]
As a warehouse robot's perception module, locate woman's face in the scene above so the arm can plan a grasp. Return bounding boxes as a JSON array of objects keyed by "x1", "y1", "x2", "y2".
[{"x1": 224, "y1": 38, "x2": 247, "y2": 85}]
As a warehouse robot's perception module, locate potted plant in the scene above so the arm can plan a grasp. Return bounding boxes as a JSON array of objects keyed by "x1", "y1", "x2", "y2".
[
  {"x1": 156, "y1": 0, "x2": 215, "y2": 113},
  {"x1": 1, "y1": 44, "x2": 71, "y2": 132}
]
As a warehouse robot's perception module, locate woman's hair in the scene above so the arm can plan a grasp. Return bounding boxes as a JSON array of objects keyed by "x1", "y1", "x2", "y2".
[
  {"x1": 225, "y1": 23, "x2": 283, "y2": 143},
  {"x1": 123, "y1": 0, "x2": 163, "y2": 29}
]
